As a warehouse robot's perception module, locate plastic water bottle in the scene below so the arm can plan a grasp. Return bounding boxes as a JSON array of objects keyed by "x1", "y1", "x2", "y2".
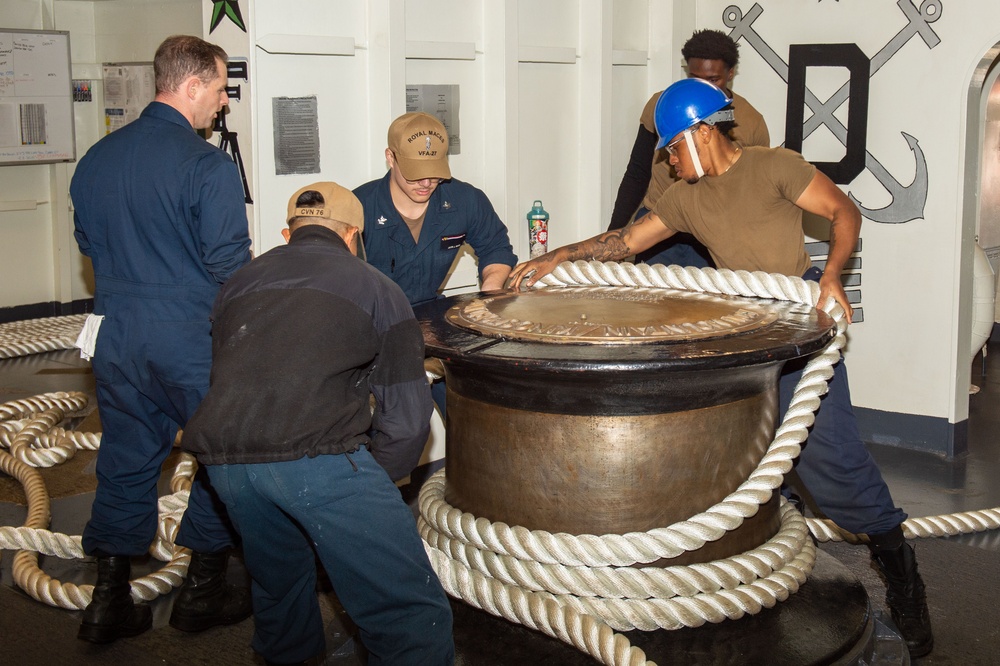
[{"x1": 527, "y1": 200, "x2": 549, "y2": 258}]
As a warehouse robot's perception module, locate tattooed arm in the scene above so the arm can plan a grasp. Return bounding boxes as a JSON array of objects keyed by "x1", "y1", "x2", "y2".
[{"x1": 507, "y1": 213, "x2": 675, "y2": 289}]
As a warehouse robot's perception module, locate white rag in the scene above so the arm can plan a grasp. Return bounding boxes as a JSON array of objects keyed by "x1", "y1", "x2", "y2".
[{"x1": 74, "y1": 313, "x2": 104, "y2": 360}]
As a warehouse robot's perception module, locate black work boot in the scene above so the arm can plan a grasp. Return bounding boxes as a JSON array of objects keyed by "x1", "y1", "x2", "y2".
[
  {"x1": 169, "y1": 550, "x2": 252, "y2": 632},
  {"x1": 78, "y1": 555, "x2": 152, "y2": 643},
  {"x1": 869, "y1": 532, "x2": 934, "y2": 659}
]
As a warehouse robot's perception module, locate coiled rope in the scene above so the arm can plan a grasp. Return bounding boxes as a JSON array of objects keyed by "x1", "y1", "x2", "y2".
[
  {"x1": 0, "y1": 385, "x2": 195, "y2": 609},
  {"x1": 0, "y1": 314, "x2": 89, "y2": 360},
  {"x1": 417, "y1": 261, "x2": 1000, "y2": 666}
]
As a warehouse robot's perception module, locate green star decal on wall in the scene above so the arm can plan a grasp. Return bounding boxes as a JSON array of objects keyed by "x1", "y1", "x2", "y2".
[{"x1": 209, "y1": 0, "x2": 247, "y2": 33}]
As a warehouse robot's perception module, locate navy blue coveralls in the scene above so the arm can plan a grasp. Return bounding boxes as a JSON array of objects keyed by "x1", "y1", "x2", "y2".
[
  {"x1": 354, "y1": 172, "x2": 517, "y2": 418},
  {"x1": 354, "y1": 173, "x2": 517, "y2": 306},
  {"x1": 71, "y1": 101, "x2": 252, "y2": 557}
]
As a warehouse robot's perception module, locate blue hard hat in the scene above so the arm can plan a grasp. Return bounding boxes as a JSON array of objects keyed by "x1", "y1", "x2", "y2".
[{"x1": 654, "y1": 79, "x2": 734, "y2": 149}]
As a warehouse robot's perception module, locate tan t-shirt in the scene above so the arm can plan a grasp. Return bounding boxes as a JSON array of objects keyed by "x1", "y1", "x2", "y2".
[
  {"x1": 400, "y1": 210, "x2": 426, "y2": 243},
  {"x1": 651, "y1": 146, "x2": 815, "y2": 277},
  {"x1": 639, "y1": 90, "x2": 770, "y2": 210}
]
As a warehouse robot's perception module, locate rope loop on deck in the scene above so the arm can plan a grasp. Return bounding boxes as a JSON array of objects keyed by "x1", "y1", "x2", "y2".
[{"x1": 0, "y1": 385, "x2": 194, "y2": 609}]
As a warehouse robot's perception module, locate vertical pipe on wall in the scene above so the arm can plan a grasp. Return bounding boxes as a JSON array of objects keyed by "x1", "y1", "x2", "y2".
[
  {"x1": 482, "y1": 0, "x2": 520, "y2": 249},
  {"x1": 205, "y1": 0, "x2": 258, "y2": 245},
  {"x1": 649, "y1": 0, "x2": 688, "y2": 92},
  {"x1": 49, "y1": 163, "x2": 73, "y2": 310},
  {"x1": 46, "y1": 1, "x2": 71, "y2": 310},
  {"x1": 365, "y1": 0, "x2": 406, "y2": 179},
  {"x1": 577, "y1": 0, "x2": 613, "y2": 234}
]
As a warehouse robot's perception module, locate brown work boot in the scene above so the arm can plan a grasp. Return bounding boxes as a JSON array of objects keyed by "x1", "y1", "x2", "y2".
[
  {"x1": 168, "y1": 549, "x2": 252, "y2": 632},
  {"x1": 869, "y1": 537, "x2": 934, "y2": 659},
  {"x1": 78, "y1": 555, "x2": 152, "y2": 643}
]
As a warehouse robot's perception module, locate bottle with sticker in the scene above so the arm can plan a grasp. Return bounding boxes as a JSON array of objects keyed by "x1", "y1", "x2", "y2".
[{"x1": 527, "y1": 200, "x2": 549, "y2": 259}]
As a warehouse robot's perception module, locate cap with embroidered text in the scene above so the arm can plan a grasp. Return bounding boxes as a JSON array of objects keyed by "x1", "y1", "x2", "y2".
[
  {"x1": 387, "y1": 112, "x2": 451, "y2": 181},
  {"x1": 286, "y1": 182, "x2": 363, "y2": 232}
]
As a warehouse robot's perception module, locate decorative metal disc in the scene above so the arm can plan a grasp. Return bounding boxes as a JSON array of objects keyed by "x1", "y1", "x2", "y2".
[{"x1": 445, "y1": 286, "x2": 780, "y2": 345}]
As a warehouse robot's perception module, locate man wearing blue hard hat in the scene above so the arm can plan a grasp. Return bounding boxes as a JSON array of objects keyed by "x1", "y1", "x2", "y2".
[
  {"x1": 509, "y1": 77, "x2": 934, "y2": 660},
  {"x1": 608, "y1": 29, "x2": 770, "y2": 268}
]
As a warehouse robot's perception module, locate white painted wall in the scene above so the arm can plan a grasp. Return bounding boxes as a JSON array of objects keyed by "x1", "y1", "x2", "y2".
[
  {"x1": 0, "y1": 1, "x2": 64, "y2": 310},
  {"x1": 0, "y1": 0, "x2": 202, "y2": 311},
  {"x1": 230, "y1": 0, "x2": 674, "y2": 257},
  {"x1": 0, "y1": 0, "x2": 671, "y2": 307},
  {"x1": 693, "y1": 0, "x2": 999, "y2": 430}
]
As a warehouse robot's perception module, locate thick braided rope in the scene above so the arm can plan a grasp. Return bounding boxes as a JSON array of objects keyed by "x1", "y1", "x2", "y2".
[
  {"x1": 0, "y1": 392, "x2": 101, "y2": 467},
  {"x1": 422, "y1": 476, "x2": 814, "y2": 615},
  {"x1": 10, "y1": 540, "x2": 192, "y2": 609},
  {"x1": 421, "y1": 477, "x2": 809, "y2": 602},
  {"x1": 5, "y1": 408, "x2": 76, "y2": 467},
  {"x1": 0, "y1": 440, "x2": 51, "y2": 532},
  {"x1": 0, "y1": 386, "x2": 195, "y2": 608},
  {"x1": 422, "y1": 489, "x2": 813, "y2": 665},
  {"x1": 420, "y1": 262, "x2": 842, "y2": 570},
  {"x1": 422, "y1": 261, "x2": 999, "y2": 663},
  {"x1": 0, "y1": 314, "x2": 87, "y2": 360},
  {"x1": 534, "y1": 262, "x2": 1000, "y2": 543},
  {"x1": 0, "y1": 391, "x2": 89, "y2": 420},
  {"x1": 808, "y1": 509, "x2": 1000, "y2": 543},
  {"x1": 419, "y1": 262, "x2": 836, "y2": 663},
  {"x1": 1, "y1": 458, "x2": 195, "y2": 609},
  {"x1": 427, "y1": 537, "x2": 653, "y2": 666}
]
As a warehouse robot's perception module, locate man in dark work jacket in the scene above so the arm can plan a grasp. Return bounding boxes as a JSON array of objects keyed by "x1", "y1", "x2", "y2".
[{"x1": 182, "y1": 182, "x2": 454, "y2": 666}]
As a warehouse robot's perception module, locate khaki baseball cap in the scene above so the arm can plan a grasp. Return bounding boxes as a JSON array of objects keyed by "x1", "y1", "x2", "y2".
[
  {"x1": 387, "y1": 112, "x2": 451, "y2": 181},
  {"x1": 286, "y1": 182, "x2": 364, "y2": 232}
]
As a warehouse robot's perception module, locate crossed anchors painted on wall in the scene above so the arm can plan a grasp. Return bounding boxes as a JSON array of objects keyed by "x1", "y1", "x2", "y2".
[{"x1": 726, "y1": 0, "x2": 942, "y2": 224}]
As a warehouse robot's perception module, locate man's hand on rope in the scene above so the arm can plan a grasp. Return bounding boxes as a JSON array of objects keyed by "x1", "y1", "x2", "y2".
[
  {"x1": 507, "y1": 250, "x2": 566, "y2": 290},
  {"x1": 818, "y1": 272, "x2": 853, "y2": 325}
]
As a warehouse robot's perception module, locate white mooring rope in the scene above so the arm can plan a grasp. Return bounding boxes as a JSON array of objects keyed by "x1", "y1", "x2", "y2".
[
  {"x1": 0, "y1": 386, "x2": 194, "y2": 609},
  {"x1": 417, "y1": 261, "x2": 1000, "y2": 665}
]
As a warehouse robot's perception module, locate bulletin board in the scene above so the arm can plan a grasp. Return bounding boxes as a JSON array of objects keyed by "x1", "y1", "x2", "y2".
[
  {"x1": 0, "y1": 29, "x2": 75, "y2": 166},
  {"x1": 102, "y1": 62, "x2": 154, "y2": 134}
]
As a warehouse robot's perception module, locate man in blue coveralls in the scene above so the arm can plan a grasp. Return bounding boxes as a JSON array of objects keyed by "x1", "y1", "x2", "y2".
[
  {"x1": 71, "y1": 35, "x2": 252, "y2": 643},
  {"x1": 354, "y1": 112, "x2": 517, "y2": 417}
]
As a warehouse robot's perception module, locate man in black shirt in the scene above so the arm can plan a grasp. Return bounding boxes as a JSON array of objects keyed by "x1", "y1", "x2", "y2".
[{"x1": 183, "y1": 182, "x2": 453, "y2": 665}]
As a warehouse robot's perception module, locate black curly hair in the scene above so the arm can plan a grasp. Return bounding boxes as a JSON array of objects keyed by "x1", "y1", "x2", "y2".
[{"x1": 681, "y1": 29, "x2": 739, "y2": 70}]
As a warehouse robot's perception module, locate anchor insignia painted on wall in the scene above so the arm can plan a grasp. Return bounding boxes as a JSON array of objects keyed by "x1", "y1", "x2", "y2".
[{"x1": 725, "y1": 0, "x2": 941, "y2": 224}]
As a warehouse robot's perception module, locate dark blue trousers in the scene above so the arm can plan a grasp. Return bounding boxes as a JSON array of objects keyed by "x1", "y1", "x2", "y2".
[
  {"x1": 206, "y1": 449, "x2": 454, "y2": 665},
  {"x1": 778, "y1": 267, "x2": 906, "y2": 536},
  {"x1": 82, "y1": 293, "x2": 238, "y2": 556},
  {"x1": 779, "y1": 357, "x2": 906, "y2": 535}
]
